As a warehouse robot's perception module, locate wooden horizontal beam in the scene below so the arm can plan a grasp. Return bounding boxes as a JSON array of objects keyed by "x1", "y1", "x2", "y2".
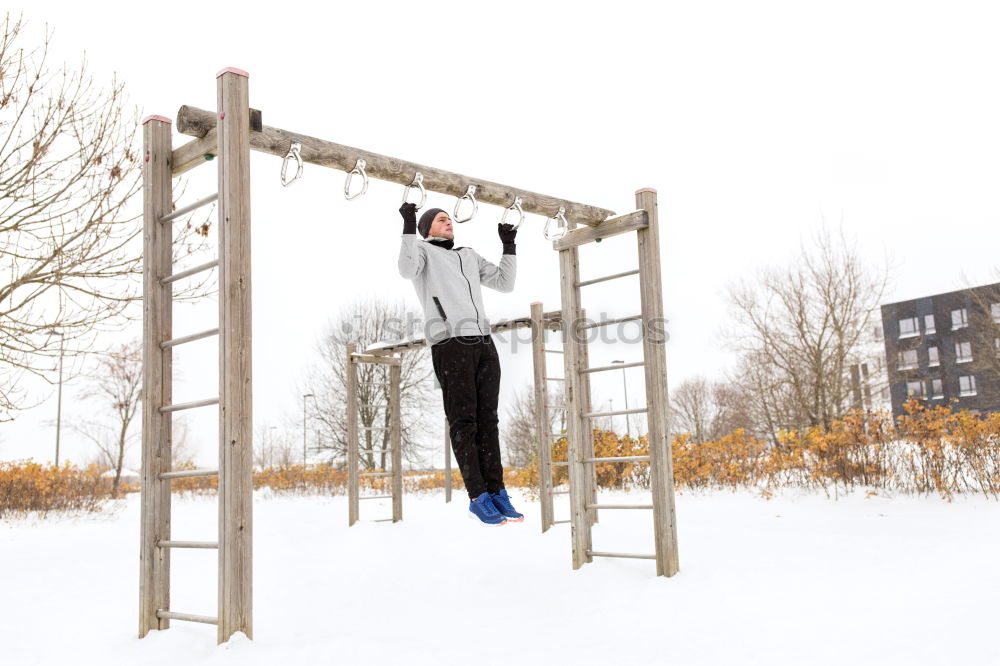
[
  {"x1": 172, "y1": 128, "x2": 218, "y2": 176},
  {"x1": 552, "y1": 210, "x2": 648, "y2": 250},
  {"x1": 362, "y1": 310, "x2": 563, "y2": 356},
  {"x1": 175, "y1": 105, "x2": 615, "y2": 227},
  {"x1": 350, "y1": 354, "x2": 402, "y2": 366}
]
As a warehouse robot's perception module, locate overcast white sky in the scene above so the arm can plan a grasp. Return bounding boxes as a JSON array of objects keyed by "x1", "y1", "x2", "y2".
[{"x1": 2, "y1": 1, "x2": 999, "y2": 469}]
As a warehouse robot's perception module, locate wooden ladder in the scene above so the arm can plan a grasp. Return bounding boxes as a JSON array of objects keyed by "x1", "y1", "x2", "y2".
[
  {"x1": 556, "y1": 188, "x2": 680, "y2": 576},
  {"x1": 345, "y1": 346, "x2": 403, "y2": 525},
  {"x1": 139, "y1": 68, "x2": 253, "y2": 643}
]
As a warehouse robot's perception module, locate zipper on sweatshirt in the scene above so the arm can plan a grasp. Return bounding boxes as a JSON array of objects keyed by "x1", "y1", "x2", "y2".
[{"x1": 455, "y1": 251, "x2": 484, "y2": 335}]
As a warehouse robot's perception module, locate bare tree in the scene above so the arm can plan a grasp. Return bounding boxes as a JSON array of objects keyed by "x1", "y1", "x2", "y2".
[
  {"x1": 671, "y1": 375, "x2": 756, "y2": 443},
  {"x1": 305, "y1": 296, "x2": 436, "y2": 470},
  {"x1": 71, "y1": 339, "x2": 141, "y2": 496},
  {"x1": 671, "y1": 376, "x2": 714, "y2": 443},
  {"x1": 502, "y1": 382, "x2": 566, "y2": 467},
  {"x1": 0, "y1": 13, "x2": 212, "y2": 421},
  {"x1": 722, "y1": 223, "x2": 890, "y2": 436},
  {"x1": 253, "y1": 423, "x2": 297, "y2": 469}
]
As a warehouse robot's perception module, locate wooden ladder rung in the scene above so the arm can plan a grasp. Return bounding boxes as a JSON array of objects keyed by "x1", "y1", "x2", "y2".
[
  {"x1": 160, "y1": 468, "x2": 219, "y2": 480},
  {"x1": 582, "y1": 455, "x2": 650, "y2": 464},
  {"x1": 160, "y1": 327, "x2": 219, "y2": 349},
  {"x1": 359, "y1": 472, "x2": 393, "y2": 478},
  {"x1": 156, "y1": 610, "x2": 218, "y2": 625},
  {"x1": 587, "y1": 550, "x2": 656, "y2": 560},
  {"x1": 582, "y1": 407, "x2": 647, "y2": 419},
  {"x1": 581, "y1": 314, "x2": 643, "y2": 330},
  {"x1": 542, "y1": 348, "x2": 564, "y2": 354},
  {"x1": 158, "y1": 397, "x2": 220, "y2": 413},
  {"x1": 585, "y1": 504, "x2": 653, "y2": 510},
  {"x1": 552, "y1": 519, "x2": 571, "y2": 525},
  {"x1": 549, "y1": 461, "x2": 569, "y2": 467},
  {"x1": 359, "y1": 495, "x2": 393, "y2": 500},
  {"x1": 157, "y1": 540, "x2": 219, "y2": 549},
  {"x1": 576, "y1": 268, "x2": 640, "y2": 288},
  {"x1": 159, "y1": 192, "x2": 219, "y2": 223},
  {"x1": 544, "y1": 376, "x2": 565, "y2": 381},
  {"x1": 160, "y1": 259, "x2": 219, "y2": 285},
  {"x1": 580, "y1": 360, "x2": 645, "y2": 375},
  {"x1": 552, "y1": 490, "x2": 570, "y2": 495}
]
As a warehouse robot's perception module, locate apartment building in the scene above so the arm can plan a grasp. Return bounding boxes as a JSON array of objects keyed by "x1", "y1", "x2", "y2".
[{"x1": 881, "y1": 282, "x2": 1000, "y2": 418}]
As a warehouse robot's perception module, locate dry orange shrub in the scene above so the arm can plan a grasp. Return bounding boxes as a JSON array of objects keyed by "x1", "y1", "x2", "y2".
[
  {"x1": 0, "y1": 460, "x2": 116, "y2": 517},
  {"x1": 7, "y1": 401, "x2": 996, "y2": 518}
]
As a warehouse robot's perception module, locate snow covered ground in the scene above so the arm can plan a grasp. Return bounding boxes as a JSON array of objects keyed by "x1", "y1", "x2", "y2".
[{"x1": 1, "y1": 488, "x2": 997, "y2": 666}]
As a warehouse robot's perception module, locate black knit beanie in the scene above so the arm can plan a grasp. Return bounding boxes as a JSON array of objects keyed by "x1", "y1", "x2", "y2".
[{"x1": 418, "y1": 207, "x2": 446, "y2": 238}]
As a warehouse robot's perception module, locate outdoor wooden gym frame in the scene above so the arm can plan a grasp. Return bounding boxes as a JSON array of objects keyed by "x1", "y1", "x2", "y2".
[{"x1": 140, "y1": 67, "x2": 678, "y2": 646}]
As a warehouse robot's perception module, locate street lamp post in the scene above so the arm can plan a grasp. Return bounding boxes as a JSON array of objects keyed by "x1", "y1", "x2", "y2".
[
  {"x1": 611, "y1": 360, "x2": 630, "y2": 438},
  {"x1": 54, "y1": 331, "x2": 65, "y2": 467},
  {"x1": 302, "y1": 393, "x2": 315, "y2": 466}
]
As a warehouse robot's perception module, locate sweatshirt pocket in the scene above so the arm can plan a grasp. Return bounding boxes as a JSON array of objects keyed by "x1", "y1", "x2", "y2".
[{"x1": 432, "y1": 296, "x2": 448, "y2": 320}]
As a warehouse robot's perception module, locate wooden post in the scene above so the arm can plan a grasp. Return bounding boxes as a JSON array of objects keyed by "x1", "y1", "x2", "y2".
[
  {"x1": 139, "y1": 114, "x2": 174, "y2": 637},
  {"x1": 216, "y1": 67, "x2": 253, "y2": 643},
  {"x1": 444, "y1": 417, "x2": 452, "y2": 503},
  {"x1": 579, "y1": 307, "x2": 598, "y2": 526},
  {"x1": 559, "y1": 220, "x2": 592, "y2": 569},
  {"x1": 346, "y1": 344, "x2": 359, "y2": 526},
  {"x1": 390, "y1": 361, "x2": 402, "y2": 522},
  {"x1": 635, "y1": 188, "x2": 680, "y2": 577},
  {"x1": 531, "y1": 302, "x2": 554, "y2": 532}
]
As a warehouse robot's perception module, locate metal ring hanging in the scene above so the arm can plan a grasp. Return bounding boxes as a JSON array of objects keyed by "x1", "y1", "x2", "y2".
[
  {"x1": 544, "y1": 206, "x2": 569, "y2": 241},
  {"x1": 281, "y1": 141, "x2": 304, "y2": 186},
  {"x1": 501, "y1": 196, "x2": 524, "y2": 230},
  {"x1": 401, "y1": 172, "x2": 426, "y2": 210},
  {"x1": 344, "y1": 159, "x2": 368, "y2": 200},
  {"x1": 453, "y1": 184, "x2": 478, "y2": 223}
]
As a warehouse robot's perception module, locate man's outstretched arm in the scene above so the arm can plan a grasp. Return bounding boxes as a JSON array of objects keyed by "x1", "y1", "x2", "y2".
[
  {"x1": 397, "y1": 202, "x2": 426, "y2": 279},
  {"x1": 478, "y1": 223, "x2": 517, "y2": 293}
]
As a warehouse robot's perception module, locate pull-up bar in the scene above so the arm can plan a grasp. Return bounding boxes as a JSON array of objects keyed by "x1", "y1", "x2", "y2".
[{"x1": 173, "y1": 104, "x2": 616, "y2": 227}]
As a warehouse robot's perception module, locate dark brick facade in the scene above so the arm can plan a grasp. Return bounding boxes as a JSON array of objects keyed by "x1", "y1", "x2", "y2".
[{"x1": 881, "y1": 282, "x2": 1000, "y2": 418}]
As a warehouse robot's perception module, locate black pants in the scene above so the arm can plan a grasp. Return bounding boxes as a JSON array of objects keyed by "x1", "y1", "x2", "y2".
[{"x1": 431, "y1": 335, "x2": 505, "y2": 500}]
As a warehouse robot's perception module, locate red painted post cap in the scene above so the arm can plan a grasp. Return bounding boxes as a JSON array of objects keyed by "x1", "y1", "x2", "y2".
[
  {"x1": 216, "y1": 67, "x2": 249, "y2": 78},
  {"x1": 141, "y1": 115, "x2": 172, "y2": 125}
]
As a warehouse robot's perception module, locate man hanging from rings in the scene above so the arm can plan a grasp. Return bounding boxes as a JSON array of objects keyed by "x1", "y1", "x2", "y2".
[{"x1": 397, "y1": 197, "x2": 523, "y2": 526}]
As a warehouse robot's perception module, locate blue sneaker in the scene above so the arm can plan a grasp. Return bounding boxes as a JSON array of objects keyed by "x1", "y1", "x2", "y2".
[
  {"x1": 490, "y1": 489, "x2": 524, "y2": 523},
  {"x1": 469, "y1": 492, "x2": 507, "y2": 526}
]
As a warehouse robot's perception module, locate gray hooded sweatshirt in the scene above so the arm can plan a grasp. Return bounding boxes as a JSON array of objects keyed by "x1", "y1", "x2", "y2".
[{"x1": 398, "y1": 233, "x2": 516, "y2": 345}]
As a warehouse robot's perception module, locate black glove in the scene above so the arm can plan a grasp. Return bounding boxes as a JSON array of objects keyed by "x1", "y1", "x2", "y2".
[
  {"x1": 498, "y1": 223, "x2": 517, "y2": 255},
  {"x1": 399, "y1": 202, "x2": 418, "y2": 235}
]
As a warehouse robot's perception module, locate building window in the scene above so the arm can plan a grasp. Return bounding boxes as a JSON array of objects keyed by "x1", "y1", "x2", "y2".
[
  {"x1": 951, "y1": 308, "x2": 969, "y2": 330},
  {"x1": 906, "y1": 380, "x2": 925, "y2": 398},
  {"x1": 959, "y1": 375, "x2": 977, "y2": 396},
  {"x1": 992, "y1": 303, "x2": 1000, "y2": 323},
  {"x1": 897, "y1": 349, "x2": 918, "y2": 370},
  {"x1": 928, "y1": 346, "x2": 940, "y2": 367},
  {"x1": 930, "y1": 378, "x2": 943, "y2": 399},
  {"x1": 898, "y1": 316, "x2": 919, "y2": 338},
  {"x1": 924, "y1": 314, "x2": 936, "y2": 334},
  {"x1": 956, "y1": 341, "x2": 973, "y2": 363}
]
